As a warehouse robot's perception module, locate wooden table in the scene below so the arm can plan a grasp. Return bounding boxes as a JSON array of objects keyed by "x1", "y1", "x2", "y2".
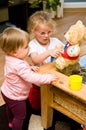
[{"x1": 39, "y1": 62, "x2": 86, "y2": 129}]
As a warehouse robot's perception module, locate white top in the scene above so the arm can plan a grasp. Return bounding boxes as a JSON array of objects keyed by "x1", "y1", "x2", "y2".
[{"x1": 29, "y1": 37, "x2": 64, "y2": 65}]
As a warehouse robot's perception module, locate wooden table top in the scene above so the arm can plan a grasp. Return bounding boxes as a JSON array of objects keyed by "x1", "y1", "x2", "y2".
[{"x1": 39, "y1": 62, "x2": 86, "y2": 104}]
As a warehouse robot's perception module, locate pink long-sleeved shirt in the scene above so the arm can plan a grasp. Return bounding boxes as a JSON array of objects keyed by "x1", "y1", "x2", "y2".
[{"x1": 1, "y1": 56, "x2": 53, "y2": 100}]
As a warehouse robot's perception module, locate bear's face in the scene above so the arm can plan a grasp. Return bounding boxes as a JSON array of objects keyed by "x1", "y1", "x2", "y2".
[{"x1": 64, "y1": 20, "x2": 86, "y2": 45}]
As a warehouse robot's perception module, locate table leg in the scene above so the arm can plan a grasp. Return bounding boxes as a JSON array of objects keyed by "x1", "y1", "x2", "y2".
[{"x1": 41, "y1": 84, "x2": 53, "y2": 129}]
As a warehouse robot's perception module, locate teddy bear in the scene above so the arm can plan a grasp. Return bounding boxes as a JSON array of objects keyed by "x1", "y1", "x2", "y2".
[{"x1": 55, "y1": 20, "x2": 86, "y2": 75}]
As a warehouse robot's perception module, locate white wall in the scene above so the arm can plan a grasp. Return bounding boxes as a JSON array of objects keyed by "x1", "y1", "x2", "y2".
[
  {"x1": 64, "y1": 0, "x2": 86, "y2": 2},
  {"x1": 64, "y1": 2, "x2": 86, "y2": 8}
]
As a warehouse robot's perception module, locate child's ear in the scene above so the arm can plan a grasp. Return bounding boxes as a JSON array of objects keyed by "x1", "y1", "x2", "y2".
[
  {"x1": 13, "y1": 53, "x2": 17, "y2": 56},
  {"x1": 11, "y1": 51, "x2": 17, "y2": 57}
]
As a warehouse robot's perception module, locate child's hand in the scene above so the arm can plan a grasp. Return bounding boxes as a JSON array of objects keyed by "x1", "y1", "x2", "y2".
[
  {"x1": 30, "y1": 66, "x2": 39, "y2": 72},
  {"x1": 50, "y1": 74, "x2": 58, "y2": 82},
  {"x1": 49, "y1": 49, "x2": 61, "y2": 58}
]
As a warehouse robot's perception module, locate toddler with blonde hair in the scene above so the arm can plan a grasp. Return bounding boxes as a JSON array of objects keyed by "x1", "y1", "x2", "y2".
[{"x1": 0, "y1": 27, "x2": 58, "y2": 130}]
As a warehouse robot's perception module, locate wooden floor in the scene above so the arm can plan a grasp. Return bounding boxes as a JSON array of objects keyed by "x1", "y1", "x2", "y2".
[
  {"x1": 0, "y1": 10, "x2": 86, "y2": 106},
  {"x1": 54, "y1": 11, "x2": 86, "y2": 43}
]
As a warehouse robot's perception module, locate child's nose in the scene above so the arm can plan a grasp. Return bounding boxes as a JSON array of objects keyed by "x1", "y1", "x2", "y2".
[{"x1": 45, "y1": 33, "x2": 49, "y2": 37}]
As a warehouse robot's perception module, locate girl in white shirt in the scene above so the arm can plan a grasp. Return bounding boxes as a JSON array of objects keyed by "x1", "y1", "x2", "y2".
[
  {"x1": 27, "y1": 11, "x2": 64, "y2": 112},
  {"x1": 0, "y1": 27, "x2": 58, "y2": 130}
]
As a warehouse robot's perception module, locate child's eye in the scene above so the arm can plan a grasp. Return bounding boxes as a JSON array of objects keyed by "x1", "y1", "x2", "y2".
[
  {"x1": 48, "y1": 31, "x2": 52, "y2": 34},
  {"x1": 40, "y1": 30, "x2": 53, "y2": 36},
  {"x1": 40, "y1": 32, "x2": 46, "y2": 35}
]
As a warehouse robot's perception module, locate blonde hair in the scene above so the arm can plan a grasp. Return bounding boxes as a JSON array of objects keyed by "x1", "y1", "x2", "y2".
[
  {"x1": 0, "y1": 27, "x2": 30, "y2": 55},
  {"x1": 27, "y1": 11, "x2": 56, "y2": 38}
]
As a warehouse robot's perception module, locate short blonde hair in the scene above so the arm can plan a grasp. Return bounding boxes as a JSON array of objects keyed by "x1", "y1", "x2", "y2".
[
  {"x1": 27, "y1": 11, "x2": 56, "y2": 34},
  {"x1": 0, "y1": 27, "x2": 30, "y2": 55}
]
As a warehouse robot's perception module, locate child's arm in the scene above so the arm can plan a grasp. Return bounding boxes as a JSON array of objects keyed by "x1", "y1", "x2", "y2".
[
  {"x1": 30, "y1": 48, "x2": 60, "y2": 65},
  {"x1": 18, "y1": 62, "x2": 59, "y2": 85}
]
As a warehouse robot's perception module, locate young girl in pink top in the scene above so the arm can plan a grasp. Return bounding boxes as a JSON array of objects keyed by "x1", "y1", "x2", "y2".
[{"x1": 0, "y1": 27, "x2": 58, "y2": 130}]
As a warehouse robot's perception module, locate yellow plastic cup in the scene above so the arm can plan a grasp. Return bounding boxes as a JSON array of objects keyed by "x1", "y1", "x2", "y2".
[{"x1": 69, "y1": 75, "x2": 83, "y2": 91}]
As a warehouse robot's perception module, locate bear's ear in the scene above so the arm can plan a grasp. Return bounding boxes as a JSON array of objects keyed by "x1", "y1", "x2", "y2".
[{"x1": 76, "y1": 20, "x2": 83, "y2": 25}]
